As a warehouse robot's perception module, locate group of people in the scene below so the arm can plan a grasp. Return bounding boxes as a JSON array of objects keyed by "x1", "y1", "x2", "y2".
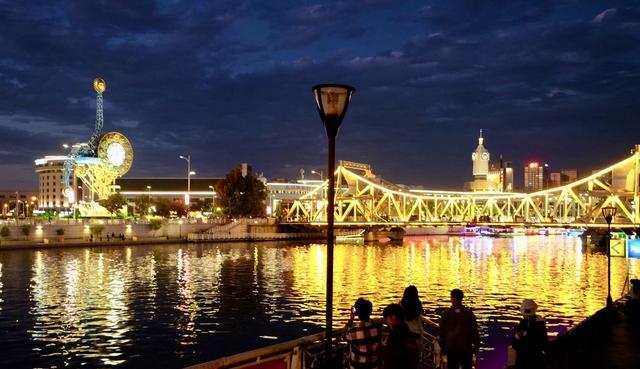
[
  {"x1": 343, "y1": 286, "x2": 547, "y2": 369},
  {"x1": 88, "y1": 232, "x2": 126, "y2": 242}
]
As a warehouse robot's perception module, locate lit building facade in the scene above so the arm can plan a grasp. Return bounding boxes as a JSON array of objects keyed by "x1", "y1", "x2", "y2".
[
  {"x1": 34, "y1": 156, "x2": 74, "y2": 210},
  {"x1": 524, "y1": 162, "x2": 549, "y2": 192},
  {"x1": 503, "y1": 161, "x2": 514, "y2": 192},
  {"x1": 114, "y1": 176, "x2": 320, "y2": 216},
  {"x1": 267, "y1": 180, "x2": 323, "y2": 216},
  {"x1": 0, "y1": 191, "x2": 38, "y2": 217},
  {"x1": 561, "y1": 169, "x2": 578, "y2": 183},
  {"x1": 116, "y1": 177, "x2": 221, "y2": 204}
]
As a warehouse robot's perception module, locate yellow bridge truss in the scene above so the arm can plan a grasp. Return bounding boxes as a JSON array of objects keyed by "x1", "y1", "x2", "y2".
[{"x1": 287, "y1": 151, "x2": 640, "y2": 228}]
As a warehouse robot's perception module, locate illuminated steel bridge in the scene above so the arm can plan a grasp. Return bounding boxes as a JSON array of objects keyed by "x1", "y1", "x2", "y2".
[{"x1": 285, "y1": 148, "x2": 640, "y2": 228}]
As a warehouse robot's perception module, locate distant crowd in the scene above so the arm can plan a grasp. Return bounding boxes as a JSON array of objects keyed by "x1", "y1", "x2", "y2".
[{"x1": 343, "y1": 286, "x2": 547, "y2": 369}]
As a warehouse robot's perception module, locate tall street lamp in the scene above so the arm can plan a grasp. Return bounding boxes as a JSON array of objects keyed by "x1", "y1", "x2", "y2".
[
  {"x1": 179, "y1": 155, "x2": 192, "y2": 211},
  {"x1": 311, "y1": 170, "x2": 324, "y2": 181},
  {"x1": 602, "y1": 206, "x2": 617, "y2": 308},
  {"x1": 312, "y1": 83, "x2": 355, "y2": 364},
  {"x1": 146, "y1": 185, "x2": 152, "y2": 201},
  {"x1": 208, "y1": 185, "x2": 216, "y2": 212},
  {"x1": 14, "y1": 191, "x2": 19, "y2": 223}
]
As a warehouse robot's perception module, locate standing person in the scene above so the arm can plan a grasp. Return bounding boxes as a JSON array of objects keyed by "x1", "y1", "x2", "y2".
[
  {"x1": 343, "y1": 298, "x2": 383, "y2": 369},
  {"x1": 381, "y1": 304, "x2": 419, "y2": 369},
  {"x1": 400, "y1": 285, "x2": 424, "y2": 342},
  {"x1": 439, "y1": 289, "x2": 480, "y2": 369},
  {"x1": 512, "y1": 299, "x2": 547, "y2": 369}
]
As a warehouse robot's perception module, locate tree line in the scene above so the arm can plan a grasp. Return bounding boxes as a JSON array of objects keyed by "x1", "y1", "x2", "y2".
[{"x1": 99, "y1": 164, "x2": 267, "y2": 218}]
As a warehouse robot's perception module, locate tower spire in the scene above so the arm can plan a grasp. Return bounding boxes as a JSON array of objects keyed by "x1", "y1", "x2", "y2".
[{"x1": 479, "y1": 128, "x2": 484, "y2": 145}]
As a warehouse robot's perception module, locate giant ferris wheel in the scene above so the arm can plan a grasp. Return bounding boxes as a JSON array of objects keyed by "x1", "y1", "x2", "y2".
[{"x1": 62, "y1": 78, "x2": 134, "y2": 209}]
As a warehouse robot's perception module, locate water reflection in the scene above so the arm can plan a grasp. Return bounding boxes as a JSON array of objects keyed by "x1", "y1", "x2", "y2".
[{"x1": 0, "y1": 236, "x2": 637, "y2": 369}]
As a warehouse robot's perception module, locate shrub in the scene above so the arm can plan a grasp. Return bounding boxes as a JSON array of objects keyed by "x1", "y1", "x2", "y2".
[
  {"x1": 21, "y1": 225, "x2": 32, "y2": 236},
  {"x1": 56, "y1": 228, "x2": 65, "y2": 236},
  {"x1": 0, "y1": 226, "x2": 9, "y2": 238},
  {"x1": 148, "y1": 219, "x2": 163, "y2": 234},
  {"x1": 89, "y1": 224, "x2": 105, "y2": 236}
]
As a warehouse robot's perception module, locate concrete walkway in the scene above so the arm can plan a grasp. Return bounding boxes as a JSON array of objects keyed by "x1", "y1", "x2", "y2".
[{"x1": 545, "y1": 299, "x2": 640, "y2": 369}]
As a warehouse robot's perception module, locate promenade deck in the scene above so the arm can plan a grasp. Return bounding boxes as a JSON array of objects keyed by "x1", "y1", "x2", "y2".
[{"x1": 545, "y1": 299, "x2": 640, "y2": 369}]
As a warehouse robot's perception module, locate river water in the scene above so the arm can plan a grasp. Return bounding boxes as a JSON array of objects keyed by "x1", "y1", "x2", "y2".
[{"x1": 1, "y1": 235, "x2": 638, "y2": 368}]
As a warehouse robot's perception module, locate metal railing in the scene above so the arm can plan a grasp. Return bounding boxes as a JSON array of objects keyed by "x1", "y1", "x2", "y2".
[{"x1": 186, "y1": 317, "x2": 440, "y2": 369}]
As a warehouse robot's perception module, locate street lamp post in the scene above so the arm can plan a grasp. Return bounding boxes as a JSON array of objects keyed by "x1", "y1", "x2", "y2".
[
  {"x1": 312, "y1": 83, "x2": 355, "y2": 365},
  {"x1": 14, "y1": 191, "x2": 19, "y2": 223},
  {"x1": 146, "y1": 186, "x2": 152, "y2": 201},
  {"x1": 208, "y1": 185, "x2": 215, "y2": 212},
  {"x1": 311, "y1": 170, "x2": 324, "y2": 181},
  {"x1": 602, "y1": 206, "x2": 617, "y2": 308},
  {"x1": 179, "y1": 155, "x2": 192, "y2": 212}
]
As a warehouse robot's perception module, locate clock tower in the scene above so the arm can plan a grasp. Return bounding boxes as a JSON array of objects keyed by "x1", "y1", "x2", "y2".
[{"x1": 472, "y1": 129, "x2": 490, "y2": 179}]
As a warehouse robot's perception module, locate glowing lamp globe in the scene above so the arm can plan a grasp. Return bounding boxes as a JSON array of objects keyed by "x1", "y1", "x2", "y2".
[
  {"x1": 602, "y1": 206, "x2": 617, "y2": 224},
  {"x1": 312, "y1": 84, "x2": 355, "y2": 138},
  {"x1": 93, "y1": 78, "x2": 107, "y2": 93},
  {"x1": 312, "y1": 84, "x2": 354, "y2": 119}
]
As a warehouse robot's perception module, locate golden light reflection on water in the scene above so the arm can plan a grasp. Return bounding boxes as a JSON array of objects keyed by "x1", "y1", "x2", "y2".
[
  {"x1": 289, "y1": 236, "x2": 638, "y2": 335},
  {"x1": 1, "y1": 236, "x2": 638, "y2": 369}
]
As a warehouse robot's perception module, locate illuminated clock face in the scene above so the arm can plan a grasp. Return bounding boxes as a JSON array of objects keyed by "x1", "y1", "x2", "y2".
[
  {"x1": 481, "y1": 152, "x2": 489, "y2": 160},
  {"x1": 472, "y1": 153, "x2": 477, "y2": 160},
  {"x1": 106, "y1": 142, "x2": 126, "y2": 166}
]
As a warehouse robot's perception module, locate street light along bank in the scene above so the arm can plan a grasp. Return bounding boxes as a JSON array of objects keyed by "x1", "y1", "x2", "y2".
[
  {"x1": 312, "y1": 83, "x2": 355, "y2": 366},
  {"x1": 602, "y1": 206, "x2": 617, "y2": 308},
  {"x1": 179, "y1": 155, "x2": 192, "y2": 209}
]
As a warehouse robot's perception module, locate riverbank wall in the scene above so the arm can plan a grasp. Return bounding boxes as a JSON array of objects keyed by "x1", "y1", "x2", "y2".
[
  {"x1": 0, "y1": 221, "x2": 211, "y2": 248},
  {"x1": 0, "y1": 218, "x2": 328, "y2": 250}
]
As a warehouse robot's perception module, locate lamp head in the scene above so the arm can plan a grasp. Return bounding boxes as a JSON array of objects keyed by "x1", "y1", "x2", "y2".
[
  {"x1": 312, "y1": 84, "x2": 355, "y2": 138},
  {"x1": 602, "y1": 206, "x2": 617, "y2": 224}
]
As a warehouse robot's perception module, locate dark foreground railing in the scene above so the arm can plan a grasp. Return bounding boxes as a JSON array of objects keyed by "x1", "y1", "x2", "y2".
[
  {"x1": 541, "y1": 297, "x2": 640, "y2": 369},
  {"x1": 185, "y1": 317, "x2": 441, "y2": 369}
]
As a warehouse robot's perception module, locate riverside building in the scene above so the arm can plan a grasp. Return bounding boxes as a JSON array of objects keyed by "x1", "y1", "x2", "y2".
[{"x1": 524, "y1": 162, "x2": 550, "y2": 192}]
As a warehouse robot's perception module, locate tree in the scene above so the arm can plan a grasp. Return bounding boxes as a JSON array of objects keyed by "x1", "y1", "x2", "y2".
[
  {"x1": 148, "y1": 219, "x2": 163, "y2": 236},
  {"x1": 133, "y1": 196, "x2": 153, "y2": 216},
  {"x1": 98, "y1": 193, "x2": 128, "y2": 217},
  {"x1": 90, "y1": 224, "x2": 104, "y2": 237},
  {"x1": 215, "y1": 164, "x2": 267, "y2": 218},
  {"x1": 153, "y1": 198, "x2": 187, "y2": 218}
]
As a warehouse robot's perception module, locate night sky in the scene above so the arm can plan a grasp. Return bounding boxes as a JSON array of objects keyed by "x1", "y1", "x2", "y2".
[{"x1": 1, "y1": 1, "x2": 639, "y2": 191}]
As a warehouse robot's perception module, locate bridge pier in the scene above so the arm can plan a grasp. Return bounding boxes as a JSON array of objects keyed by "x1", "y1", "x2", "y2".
[{"x1": 364, "y1": 227, "x2": 406, "y2": 242}]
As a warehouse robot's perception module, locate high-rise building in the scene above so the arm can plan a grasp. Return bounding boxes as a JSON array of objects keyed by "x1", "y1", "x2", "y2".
[
  {"x1": 524, "y1": 162, "x2": 549, "y2": 192},
  {"x1": 488, "y1": 156, "x2": 514, "y2": 192},
  {"x1": 561, "y1": 169, "x2": 578, "y2": 184},
  {"x1": 465, "y1": 130, "x2": 499, "y2": 191},
  {"x1": 549, "y1": 169, "x2": 578, "y2": 187},
  {"x1": 503, "y1": 160, "x2": 514, "y2": 192},
  {"x1": 549, "y1": 172, "x2": 562, "y2": 188}
]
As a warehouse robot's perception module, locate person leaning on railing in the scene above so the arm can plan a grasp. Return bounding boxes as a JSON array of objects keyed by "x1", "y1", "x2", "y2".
[
  {"x1": 343, "y1": 298, "x2": 383, "y2": 369},
  {"x1": 400, "y1": 285, "x2": 425, "y2": 346},
  {"x1": 381, "y1": 304, "x2": 419, "y2": 369},
  {"x1": 511, "y1": 299, "x2": 547, "y2": 369}
]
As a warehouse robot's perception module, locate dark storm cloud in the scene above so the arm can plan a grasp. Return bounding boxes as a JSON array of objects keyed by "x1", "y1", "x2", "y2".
[{"x1": 0, "y1": 1, "x2": 639, "y2": 190}]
